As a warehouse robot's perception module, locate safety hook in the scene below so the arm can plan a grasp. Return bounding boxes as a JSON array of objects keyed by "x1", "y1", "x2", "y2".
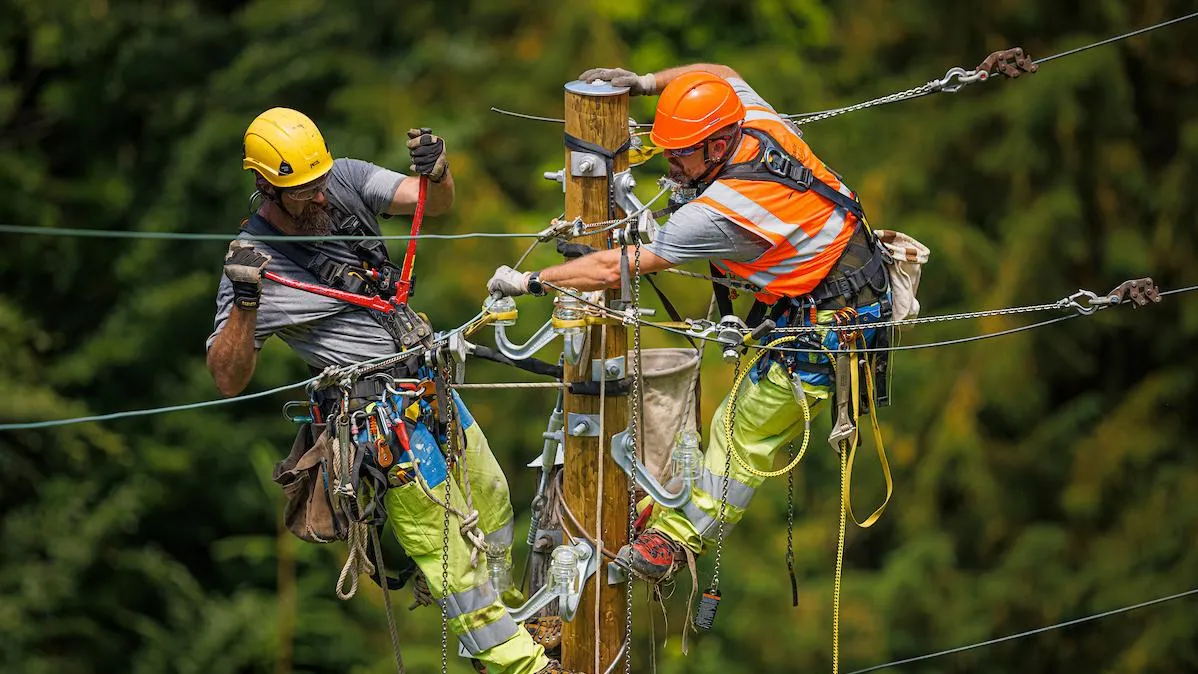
[
  {"x1": 936, "y1": 66, "x2": 988, "y2": 93},
  {"x1": 1065, "y1": 289, "x2": 1102, "y2": 315}
]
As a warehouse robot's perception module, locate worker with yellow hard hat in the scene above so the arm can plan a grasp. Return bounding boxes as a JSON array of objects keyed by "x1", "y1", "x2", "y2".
[{"x1": 210, "y1": 108, "x2": 569, "y2": 674}]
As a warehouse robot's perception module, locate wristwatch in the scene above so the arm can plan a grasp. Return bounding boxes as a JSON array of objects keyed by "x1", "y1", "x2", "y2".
[{"x1": 527, "y1": 271, "x2": 546, "y2": 296}]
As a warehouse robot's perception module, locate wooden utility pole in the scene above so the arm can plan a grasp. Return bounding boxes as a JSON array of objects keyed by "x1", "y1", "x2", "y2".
[{"x1": 560, "y1": 80, "x2": 630, "y2": 673}]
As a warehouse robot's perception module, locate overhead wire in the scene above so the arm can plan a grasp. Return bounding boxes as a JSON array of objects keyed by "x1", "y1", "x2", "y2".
[
  {"x1": 488, "y1": 11, "x2": 1198, "y2": 128},
  {"x1": 847, "y1": 586, "x2": 1198, "y2": 674}
]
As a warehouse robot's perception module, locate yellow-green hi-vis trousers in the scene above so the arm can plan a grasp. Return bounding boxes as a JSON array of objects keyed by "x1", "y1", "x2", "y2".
[
  {"x1": 386, "y1": 394, "x2": 547, "y2": 674},
  {"x1": 646, "y1": 296, "x2": 891, "y2": 553},
  {"x1": 646, "y1": 360, "x2": 831, "y2": 553}
]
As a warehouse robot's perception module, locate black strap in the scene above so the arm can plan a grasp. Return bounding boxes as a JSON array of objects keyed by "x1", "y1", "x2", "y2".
[
  {"x1": 643, "y1": 274, "x2": 699, "y2": 350},
  {"x1": 243, "y1": 213, "x2": 402, "y2": 298},
  {"x1": 471, "y1": 346, "x2": 564, "y2": 380},
  {"x1": 710, "y1": 263, "x2": 736, "y2": 318},
  {"x1": 806, "y1": 243, "x2": 888, "y2": 305},
  {"x1": 563, "y1": 133, "x2": 632, "y2": 221},
  {"x1": 719, "y1": 127, "x2": 866, "y2": 223}
]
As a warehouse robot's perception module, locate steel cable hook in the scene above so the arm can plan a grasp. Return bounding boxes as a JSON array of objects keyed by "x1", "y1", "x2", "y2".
[{"x1": 936, "y1": 66, "x2": 989, "y2": 93}]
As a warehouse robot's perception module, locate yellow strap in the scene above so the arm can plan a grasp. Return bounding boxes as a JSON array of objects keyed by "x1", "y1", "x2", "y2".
[{"x1": 842, "y1": 350, "x2": 893, "y2": 528}]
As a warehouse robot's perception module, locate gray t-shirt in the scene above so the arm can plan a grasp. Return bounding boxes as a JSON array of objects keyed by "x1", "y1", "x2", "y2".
[
  {"x1": 646, "y1": 77, "x2": 790, "y2": 265},
  {"x1": 206, "y1": 158, "x2": 408, "y2": 369}
]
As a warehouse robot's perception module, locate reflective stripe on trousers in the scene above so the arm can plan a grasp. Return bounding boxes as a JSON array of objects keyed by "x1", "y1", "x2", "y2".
[
  {"x1": 385, "y1": 400, "x2": 547, "y2": 674},
  {"x1": 648, "y1": 361, "x2": 830, "y2": 553}
]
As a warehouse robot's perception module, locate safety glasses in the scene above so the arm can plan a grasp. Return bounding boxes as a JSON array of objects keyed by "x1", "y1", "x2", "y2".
[
  {"x1": 284, "y1": 175, "x2": 329, "y2": 201},
  {"x1": 666, "y1": 141, "x2": 706, "y2": 158}
]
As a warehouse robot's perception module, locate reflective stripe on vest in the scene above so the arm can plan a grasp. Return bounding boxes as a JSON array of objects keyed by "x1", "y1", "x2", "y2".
[{"x1": 692, "y1": 113, "x2": 858, "y2": 302}]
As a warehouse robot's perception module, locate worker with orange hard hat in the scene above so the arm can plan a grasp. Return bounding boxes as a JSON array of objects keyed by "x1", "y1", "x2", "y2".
[{"x1": 488, "y1": 56, "x2": 1035, "y2": 587}]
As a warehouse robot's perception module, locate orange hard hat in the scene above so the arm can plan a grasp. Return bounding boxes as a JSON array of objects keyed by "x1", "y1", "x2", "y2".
[{"x1": 650, "y1": 72, "x2": 746, "y2": 149}]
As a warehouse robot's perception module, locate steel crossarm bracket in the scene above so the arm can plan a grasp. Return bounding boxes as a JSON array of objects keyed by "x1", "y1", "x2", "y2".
[
  {"x1": 505, "y1": 540, "x2": 597, "y2": 623},
  {"x1": 494, "y1": 320, "x2": 560, "y2": 361}
]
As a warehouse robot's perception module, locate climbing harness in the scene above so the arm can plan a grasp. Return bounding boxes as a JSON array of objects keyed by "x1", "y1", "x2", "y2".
[{"x1": 243, "y1": 193, "x2": 435, "y2": 351}]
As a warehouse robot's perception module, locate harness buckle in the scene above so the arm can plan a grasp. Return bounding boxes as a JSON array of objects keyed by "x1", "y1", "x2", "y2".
[{"x1": 762, "y1": 148, "x2": 813, "y2": 191}]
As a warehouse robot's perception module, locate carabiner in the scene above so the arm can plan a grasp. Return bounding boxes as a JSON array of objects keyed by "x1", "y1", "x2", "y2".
[
  {"x1": 937, "y1": 66, "x2": 988, "y2": 93},
  {"x1": 1065, "y1": 289, "x2": 1101, "y2": 315}
]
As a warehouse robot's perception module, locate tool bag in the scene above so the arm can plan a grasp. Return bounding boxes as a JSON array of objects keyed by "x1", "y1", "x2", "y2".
[
  {"x1": 273, "y1": 423, "x2": 348, "y2": 544},
  {"x1": 873, "y1": 229, "x2": 930, "y2": 322}
]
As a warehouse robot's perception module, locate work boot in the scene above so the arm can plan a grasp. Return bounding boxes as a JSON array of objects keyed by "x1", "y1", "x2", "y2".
[
  {"x1": 615, "y1": 528, "x2": 686, "y2": 583},
  {"x1": 536, "y1": 660, "x2": 585, "y2": 674},
  {"x1": 524, "y1": 616, "x2": 562, "y2": 656}
]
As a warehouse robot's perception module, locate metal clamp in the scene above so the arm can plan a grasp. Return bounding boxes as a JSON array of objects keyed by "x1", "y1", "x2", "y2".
[
  {"x1": 494, "y1": 320, "x2": 560, "y2": 361},
  {"x1": 566, "y1": 413, "x2": 601, "y2": 437},
  {"x1": 571, "y1": 151, "x2": 606, "y2": 178},
  {"x1": 612, "y1": 170, "x2": 661, "y2": 243},
  {"x1": 505, "y1": 540, "x2": 598, "y2": 623},
  {"x1": 610, "y1": 430, "x2": 693, "y2": 509},
  {"x1": 593, "y1": 355, "x2": 626, "y2": 381},
  {"x1": 934, "y1": 66, "x2": 989, "y2": 93}
]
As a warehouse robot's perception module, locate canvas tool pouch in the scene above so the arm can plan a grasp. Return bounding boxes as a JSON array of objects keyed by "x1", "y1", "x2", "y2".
[
  {"x1": 873, "y1": 229, "x2": 930, "y2": 322},
  {"x1": 273, "y1": 423, "x2": 349, "y2": 544}
]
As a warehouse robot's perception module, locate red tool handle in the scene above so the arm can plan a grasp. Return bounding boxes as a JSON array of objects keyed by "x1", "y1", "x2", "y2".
[
  {"x1": 263, "y1": 270, "x2": 395, "y2": 313},
  {"x1": 395, "y1": 175, "x2": 428, "y2": 305}
]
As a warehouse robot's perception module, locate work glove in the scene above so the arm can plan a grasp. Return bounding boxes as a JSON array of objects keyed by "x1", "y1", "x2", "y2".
[
  {"x1": 976, "y1": 47, "x2": 1038, "y2": 79},
  {"x1": 578, "y1": 67, "x2": 657, "y2": 96},
  {"x1": 487, "y1": 265, "x2": 531, "y2": 299},
  {"x1": 224, "y1": 240, "x2": 272, "y2": 310},
  {"x1": 406, "y1": 128, "x2": 449, "y2": 182}
]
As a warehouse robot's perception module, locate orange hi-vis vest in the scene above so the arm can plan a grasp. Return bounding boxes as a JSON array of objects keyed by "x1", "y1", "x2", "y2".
[{"x1": 692, "y1": 112, "x2": 862, "y2": 304}]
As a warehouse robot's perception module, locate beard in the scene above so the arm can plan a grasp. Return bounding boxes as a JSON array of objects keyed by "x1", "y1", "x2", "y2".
[
  {"x1": 292, "y1": 202, "x2": 334, "y2": 236},
  {"x1": 666, "y1": 160, "x2": 694, "y2": 187}
]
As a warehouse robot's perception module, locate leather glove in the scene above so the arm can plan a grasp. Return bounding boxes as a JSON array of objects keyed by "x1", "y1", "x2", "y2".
[
  {"x1": 578, "y1": 67, "x2": 657, "y2": 96},
  {"x1": 224, "y1": 240, "x2": 272, "y2": 310},
  {"x1": 406, "y1": 128, "x2": 448, "y2": 182},
  {"x1": 976, "y1": 47, "x2": 1038, "y2": 79},
  {"x1": 487, "y1": 265, "x2": 531, "y2": 299}
]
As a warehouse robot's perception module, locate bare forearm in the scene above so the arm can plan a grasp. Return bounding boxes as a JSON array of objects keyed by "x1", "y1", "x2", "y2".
[
  {"x1": 541, "y1": 249, "x2": 624, "y2": 291},
  {"x1": 206, "y1": 308, "x2": 259, "y2": 396},
  {"x1": 653, "y1": 63, "x2": 742, "y2": 91},
  {"x1": 540, "y1": 247, "x2": 675, "y2": 291},
  {"x1": 425, "y1": 171, "x2": 455, "y2": 217}
]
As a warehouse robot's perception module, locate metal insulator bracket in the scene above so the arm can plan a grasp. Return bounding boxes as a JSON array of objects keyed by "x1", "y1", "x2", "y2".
[{"x1": 610, "y1": 430, "x2": 693, "y2": 509}]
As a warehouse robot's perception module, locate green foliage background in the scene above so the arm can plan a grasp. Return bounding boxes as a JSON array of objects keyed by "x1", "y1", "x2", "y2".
[{"x1": 2, "y1": 1, "x2": 1197, "y2": 672}]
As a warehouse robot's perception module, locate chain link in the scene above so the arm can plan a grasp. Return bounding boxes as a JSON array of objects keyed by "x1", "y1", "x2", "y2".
[
  {"x1": 709, "y1": 357, "x2": 738, "y2": 592},
  {"x1": 785, "y1": 82, "x2": 939, "y2": 126},
  {"x1": 775, "y1": 299, "x2": 1071, "y2": 333},
  {"x1": 785, "y1": 441, "x2": 798, "y2": 608},
  {"x1": 440, "y1": 369, "x2": 456, "y2": 674},
  {"x1": 623, "y1": 229, "x2": 644, "y2": 674}
]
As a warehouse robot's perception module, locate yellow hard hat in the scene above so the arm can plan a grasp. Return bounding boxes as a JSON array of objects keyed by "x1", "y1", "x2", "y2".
[{"x1": 243, "y1": 107, "x2": 334, "y2": 188}]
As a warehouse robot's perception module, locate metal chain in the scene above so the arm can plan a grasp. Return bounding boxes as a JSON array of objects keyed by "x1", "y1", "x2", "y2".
[
  {"x1": 776, "y1": 298, "x2": 1073, "y2": 333},
  {"x1": 709, "y1": 358, "x2": 738, "y2": 592},
  {"x1": 785, "y1": 82, "x2": 941, "y2": 126},
  {"x1": 440, "y1": 374, "x2": 456, "y2": 674},
  {"x1": 623, "y1": 228, "x2": 644, "y2": 674},
  {"x1": 785, "y1": 441, "x2": 798, "y2": 608}
]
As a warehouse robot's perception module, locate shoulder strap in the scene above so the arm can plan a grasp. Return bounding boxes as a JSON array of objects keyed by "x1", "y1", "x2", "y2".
[
  {"x1": 242, "y1": 214, "x2": 379, "y2": 296},
  {"x1": 720, "y1": 127, "x2": 866, "y2": 223}
]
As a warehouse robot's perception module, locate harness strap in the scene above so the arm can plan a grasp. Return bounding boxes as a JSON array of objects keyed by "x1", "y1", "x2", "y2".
[
  {"x1": 842, "y1": 349, "x2": 892, "y2": 528},
  {"x1": 719, "y1": 127, "x2": 866, "y2": 223},
  {"x1": 563, "y1": 132, "x2": 632, "y2": 220},
  {"x1": 644, "y1": 274, "x2": 698, "y2": 349}
]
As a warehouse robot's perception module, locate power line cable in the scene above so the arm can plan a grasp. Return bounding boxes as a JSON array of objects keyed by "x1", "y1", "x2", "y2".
[
  {"x1": 489, "y1": 11, "x2": 1198, "y2": 127},
  {"x1": 848, "y1": 586, "x2": 1198, "y2": 674},
  {"x1": 0, "y1": 223, "x2": 549, "y2": 242}
]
